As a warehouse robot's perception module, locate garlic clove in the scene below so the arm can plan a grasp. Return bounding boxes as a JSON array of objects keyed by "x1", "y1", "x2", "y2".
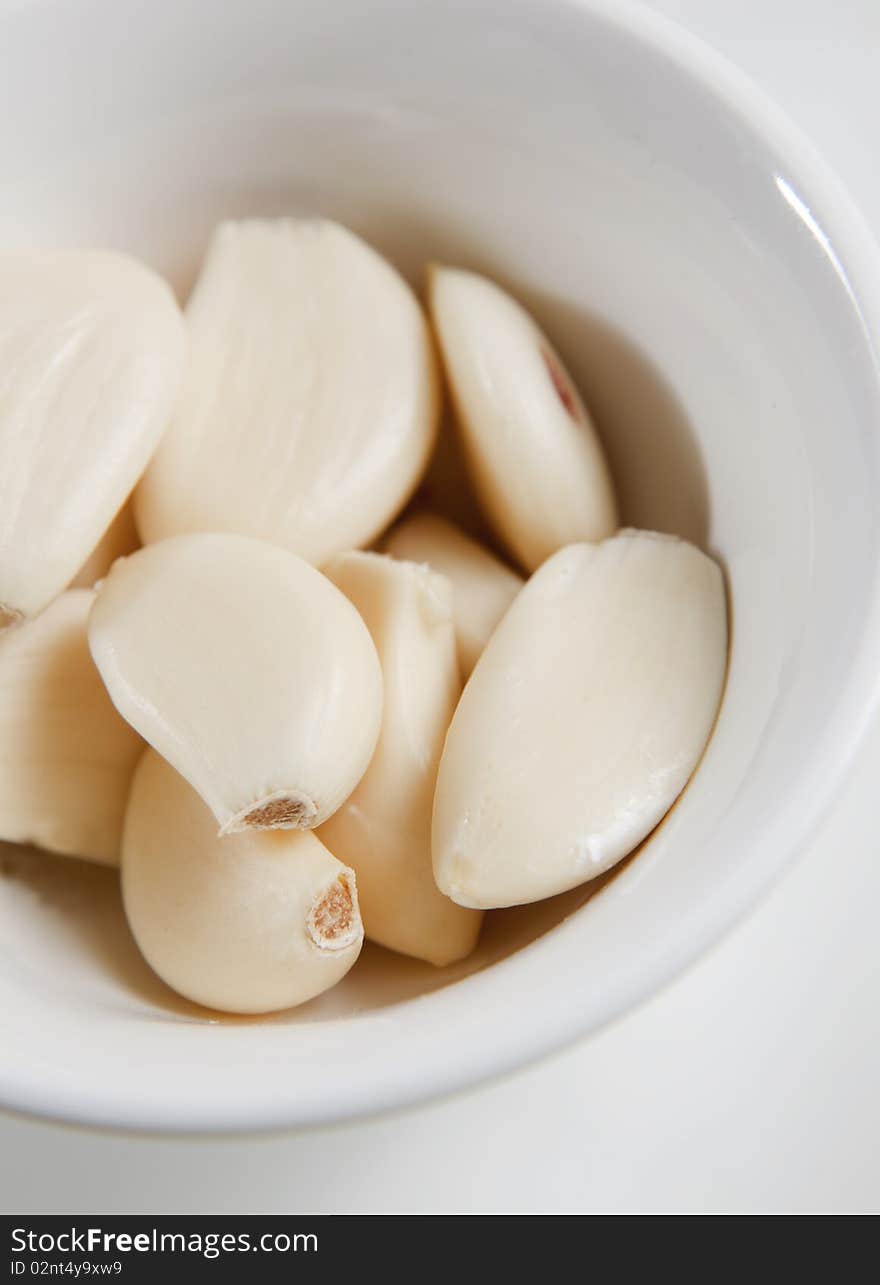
[
  {"x1": 428, "y1": 266, "x2": 618, "y2": 571},
  {"x1": 0, "y1": 250, "x2": 185, "y2": 624},
  {"x1": 68, "y1": 499, "x2": 140, "y2": 589},
  {"x1": 433, "y1": 531, "x2": 728, "y2": 909},
  {"x1": 134, "y1": 219, "x2": 440, "y2": 566},
  {"x1": 122, "y1": 750, "x2": 363, "y2": 1013},
  {"x1": 321, "y1": 551, "x2": 482, "y2": 966},
  {"x1": 0, "y1": 590, "x2": 143, "y2": 865},
  {"x1": 384, "y1": 512, "x2": 522, "y2": 677},
  {"x1": 88, "y1": 532, "x2": 383, "y2": 835}
]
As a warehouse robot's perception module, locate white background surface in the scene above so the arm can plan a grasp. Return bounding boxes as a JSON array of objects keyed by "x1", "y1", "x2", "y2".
[{"x1": 2, "y1": 0, "x2": 879, "y2": 1214}]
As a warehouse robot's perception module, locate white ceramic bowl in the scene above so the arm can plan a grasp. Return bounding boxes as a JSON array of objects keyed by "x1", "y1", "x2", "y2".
[{"x1": 2, "y1": 0, "x2": 880, "y2": 1133}]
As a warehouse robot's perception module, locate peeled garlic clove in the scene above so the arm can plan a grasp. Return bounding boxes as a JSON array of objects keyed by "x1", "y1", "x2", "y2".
[
  {"x1": 0, "y1": 590, "x2": 142, "y2": 865},
  {"x1": 429, "y1": 266, "x2": 618, "y2": 572},
  {"x1": 0, "y1": 250, "x2": 185, "y2": 624},
  {"x1": 122, "y1": 750, "x2": 362, "y2": 1013},
  {"x1": 135, "y1": 219, "x2": 440, "y2": 566},
  {"x1": 385, "y1": 513, "x2": 522, "y2": 677},
  {"x1": 88, "y1": 532, "x2": 382, "y2": 835},
  {"x1": 321, "y1": 552, "x2": 482, "y2": 966},
  {"x1": 69, "y1": 499, "x2": 140, "y2": 589},
  {"x1": 433, "y1": 531, "x2": 728, "y2": 909}
]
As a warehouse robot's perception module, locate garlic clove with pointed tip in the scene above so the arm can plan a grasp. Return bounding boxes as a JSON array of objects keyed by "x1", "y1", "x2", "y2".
[
  {"x1": 135, "y1": 218, "x2": 439, "y2": 565},
  {"x1": 88, "y1": 532, "x2": 383, "y2": 836},
  {"x1": 0, "y1": 249, "x2": 185, "y2": 625},
  {"x1": 122, "y1": 750, "x2": 363, "y2": 1013},
  {"x1": 321, "y1": 551, "x2": 482, "y2": 966},
  {"x1": 433, "y1": 531, "x2": 728, "y2": 909},
  {"x1": 428, "y1": 265, "x2": 618, "y2": 572}
]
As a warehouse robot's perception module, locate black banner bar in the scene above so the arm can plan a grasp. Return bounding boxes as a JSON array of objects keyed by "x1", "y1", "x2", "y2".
[{"x1": 2, "y1": 1215, "x2": 561, "y2": 1281}]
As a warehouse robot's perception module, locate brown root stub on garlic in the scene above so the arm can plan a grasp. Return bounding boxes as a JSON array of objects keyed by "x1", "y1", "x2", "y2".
[
  {"x1": 0, "y1": 250, "x2": 185, "y2": 624},
  {"x1": 320, "y1": 551, "x2": 483, "y2": 967},
  {"x1": 428, "y1": 265, "x2": 618, "y2": 572},
  {"x1": 122, "y1": 751, "x2": 363, "y2": 1013},
  {"x1": 0, "y1": 590, "x2": 143, "y2": 865},
  {"x1": 88, "y1": 532, "x2": 383, "y2": 836},
  {"x1": 134, "y1": 218, "x2": 440, "y2": 566},
  {"x1": 307, "y1": 874, "x2": 360, "y2": 951},
  {"x1": 432, "y1": 531, "x2": 728, "y2": 909},
  {"x1": 234, "y1": 793, "x2": 318, "y2": 833},
  {"x1": 384, "y1": 512, "x2": 523, "y2": 677}
]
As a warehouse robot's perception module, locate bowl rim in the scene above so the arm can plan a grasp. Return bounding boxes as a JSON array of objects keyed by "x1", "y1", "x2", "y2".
[{"x1": 4, "y1": 0, "x2": 880, "y2": 1134}]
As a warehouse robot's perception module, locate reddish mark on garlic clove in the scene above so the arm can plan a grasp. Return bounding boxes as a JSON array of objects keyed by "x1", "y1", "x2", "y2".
[{"x1": 542, "y1": 348, "x2": 580, "y2": 421}]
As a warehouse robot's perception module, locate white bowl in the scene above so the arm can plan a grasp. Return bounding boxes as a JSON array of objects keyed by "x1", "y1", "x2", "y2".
[{"x1": 2, "y1": 0, "x2": 880, "y2": 1133}]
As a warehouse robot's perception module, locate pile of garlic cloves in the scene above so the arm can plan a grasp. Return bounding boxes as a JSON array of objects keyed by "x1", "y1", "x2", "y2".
[{"x1": 0, "y1": 219, "x2": 727, "y2": 1014}]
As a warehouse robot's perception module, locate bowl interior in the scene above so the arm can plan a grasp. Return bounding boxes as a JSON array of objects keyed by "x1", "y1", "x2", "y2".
[{"x1": 2, "y1": 0, "x2": 879, "y2": 1129}]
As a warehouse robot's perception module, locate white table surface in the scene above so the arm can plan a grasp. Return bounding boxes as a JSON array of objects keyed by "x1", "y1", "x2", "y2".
[{"x1": 2, "y1": 0, "x2": 879, "y2": 1215}]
